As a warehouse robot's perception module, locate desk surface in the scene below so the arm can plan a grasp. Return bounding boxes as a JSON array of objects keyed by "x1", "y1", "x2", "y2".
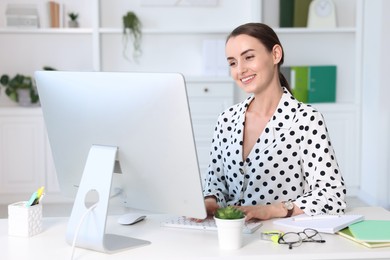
[{"x1": 1, "y1": 207, "x2": 390, "y2": 260}]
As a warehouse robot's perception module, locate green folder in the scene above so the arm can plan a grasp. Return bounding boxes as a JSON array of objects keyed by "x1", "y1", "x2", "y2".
[
  {"x1": 293, "y1": 0, "x2": 312, "y2": 27},
  {"x1": 348, "y1": 220, "x2": 390, "y2": 242},
  {"x1": 279, "y1": 0, "x2": 294, "y2": 27},
  {"x1": 338, "y1": 227, "x2": 390, "y2": 248},
  {"x1": 291, "y1": 66, "x2": 308, "y2": 103},
  {"x1": 308, "y1": 66, "x2": 336, "y2": 103}
]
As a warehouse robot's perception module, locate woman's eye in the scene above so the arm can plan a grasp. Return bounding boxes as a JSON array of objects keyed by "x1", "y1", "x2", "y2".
[
  {"x1": 228, "y1": 61, "x2": 236, "y2": 67},
  {"x1": 245, "y1": 55, "x2": 254, "y2": 60}
]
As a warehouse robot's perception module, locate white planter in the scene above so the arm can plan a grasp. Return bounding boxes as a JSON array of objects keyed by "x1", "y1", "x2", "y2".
[
  {"x1": 17, "y1": 89, "x2": 31, "y2": 107},
  {"x1": 214, "y1": 217, "x2": 245, "y2": 250}
]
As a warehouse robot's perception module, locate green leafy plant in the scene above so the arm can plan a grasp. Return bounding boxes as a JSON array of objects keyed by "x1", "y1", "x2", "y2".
[
  {"x1": 68, "y1": 12, "x2": 78, "y2": 21},
  {"x1": 215, "y1": 206, "x2": 245, "y2": 220},
  {"x1": 68, "y1": 12, "x2": 79, "y2": 28},
  {"x1": 122, "y1": 11, "x2": 142, "y2": 62},
  {"x1": 0, "y1": 74, "x2": 39, "y2": 104}
]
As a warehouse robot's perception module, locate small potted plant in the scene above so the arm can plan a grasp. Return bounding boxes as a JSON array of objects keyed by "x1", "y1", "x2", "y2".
[
  {"x1": 68, "y1": 12, "x2": 79, "y2": 28},
  {"x1": 0, "y1": 74, "x2": 39, "y2": 106},
  {"x1": 214, "y1": 206, "x2": 245, "y2": 250},
  {"x1": 122, "y1": 11, "x2": 142, "y2": 62}
]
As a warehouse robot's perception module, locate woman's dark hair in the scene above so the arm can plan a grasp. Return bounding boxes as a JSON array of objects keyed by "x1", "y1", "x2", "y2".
[{"x1": 226, "y1": 23, "x2": 292, "y2": 93}]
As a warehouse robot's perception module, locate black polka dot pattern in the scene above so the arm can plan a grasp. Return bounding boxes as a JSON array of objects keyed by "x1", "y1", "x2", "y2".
[{"x1": 203, "y1": 88, "x2": 346, "y2": 215}]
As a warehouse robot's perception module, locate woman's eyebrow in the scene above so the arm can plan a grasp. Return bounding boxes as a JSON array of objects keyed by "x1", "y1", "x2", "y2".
[{"x1": 227, "y1": 49, "x2": 255, "y2": 61}]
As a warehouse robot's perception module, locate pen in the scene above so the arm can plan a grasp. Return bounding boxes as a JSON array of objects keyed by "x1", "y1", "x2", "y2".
[
  {"x1": 26, "y1": 191, "x2": 38, "y2": 207},
  {"x1": 292, "y1": 215, "x2": 341, "y2": 221},
  {"x1": 38, "y1": 193, "x2": 45, "y2": 204},
  {"x1": 26, "y1": 186, "x2": 45, "y2": 207},
  {"x1": 37, "y1": 186, "x2": 44, "y2": 198}
]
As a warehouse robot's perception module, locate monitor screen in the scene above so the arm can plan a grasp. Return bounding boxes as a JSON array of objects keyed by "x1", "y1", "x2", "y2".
[{"x1": 35, "y1": 72, "x2": 207, "y2": 253}]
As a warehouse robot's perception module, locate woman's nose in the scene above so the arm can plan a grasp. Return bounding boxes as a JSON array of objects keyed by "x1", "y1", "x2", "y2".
[{"x1": 237, "y1": 62, "x2": 247, "y2": 74}]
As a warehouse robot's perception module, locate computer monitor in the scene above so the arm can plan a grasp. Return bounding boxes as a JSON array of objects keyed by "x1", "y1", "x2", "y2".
[{"x1": 35, "y1": 71, "x2": 207, "y2": 253}]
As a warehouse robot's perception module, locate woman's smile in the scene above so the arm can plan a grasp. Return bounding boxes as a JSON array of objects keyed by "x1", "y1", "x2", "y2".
[{"x1": 241, "y1": 74, "x2": 256, "y2": 84}]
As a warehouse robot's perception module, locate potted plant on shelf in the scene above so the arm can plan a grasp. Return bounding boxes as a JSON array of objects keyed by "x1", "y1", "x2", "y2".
[
  {"x1": 68, "y1": 12, "x2": 79, "y2": 28},
  {"x1": 122, "y1": 11, "x2": 142, "y2": 62},
  {"x1": 0, "y1": 74, "x2": 39, "y2": 106},
  {"x1": 214, "y1": 206, "x2": 245, "y2": 250}
]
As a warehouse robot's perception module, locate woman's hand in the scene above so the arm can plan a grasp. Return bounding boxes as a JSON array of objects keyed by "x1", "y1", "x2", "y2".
[
  {"x1": 190, "y1": 196, "x2": 219, "y2": 222},
  {"x1": 237, "y1": 205, "x2": 275, "y2": 221},
  {"x1": 237, "y1": 203, "x2": 303, "y2": 221},
  {"x1": 204, "y1": 196, "x2": 219, "y2": 217}
]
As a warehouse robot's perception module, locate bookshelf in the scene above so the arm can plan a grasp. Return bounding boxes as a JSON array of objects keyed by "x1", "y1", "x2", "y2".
[
  {"x1": 0, "y1": 0, "x2": 363, "y2": 201},
  {"x1": 261, "y1": 0, "x2": 364, "y2": 194}
]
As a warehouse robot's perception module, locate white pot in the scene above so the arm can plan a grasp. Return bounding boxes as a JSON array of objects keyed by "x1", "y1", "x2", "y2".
[
  {"x1": 214, "y1": 217, "x2": 245, "y2": 250},
  {"x1": 17, "y1": 89, "x2": 31, "y2": 107}
]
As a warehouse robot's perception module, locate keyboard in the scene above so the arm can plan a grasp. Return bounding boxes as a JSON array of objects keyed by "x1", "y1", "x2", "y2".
[{"x1": 161, "y1": 216, "x2": 262, "y2": 234}]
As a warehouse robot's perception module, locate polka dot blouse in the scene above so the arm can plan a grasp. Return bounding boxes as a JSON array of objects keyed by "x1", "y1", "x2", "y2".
[{"x1": 203, "y1": 88, "x2": 347, "y2": 215}]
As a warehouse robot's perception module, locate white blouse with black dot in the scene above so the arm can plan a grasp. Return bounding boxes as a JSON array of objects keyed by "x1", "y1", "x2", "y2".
[{"x1": 203, "y1": 88, "x2": 347, "y2": 215}]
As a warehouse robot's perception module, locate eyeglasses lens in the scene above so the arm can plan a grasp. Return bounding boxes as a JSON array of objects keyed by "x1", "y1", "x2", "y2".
[{"x1": 279, "y1": 233, "x2": 302, "y2": 249}]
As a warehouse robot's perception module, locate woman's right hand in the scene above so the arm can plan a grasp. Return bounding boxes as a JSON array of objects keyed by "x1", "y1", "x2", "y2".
[
  {"x1": 191, "y1": 196, "x2": 219, "y2": 222},
  {"x1": 204, "y1": 196, "x2": 219, "y2": 217}
]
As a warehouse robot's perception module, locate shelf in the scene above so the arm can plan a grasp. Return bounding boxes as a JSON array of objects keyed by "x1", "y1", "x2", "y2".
[
  {"x1": 99, "y1": 27, "x2": 231, "y2": 35},
  {"x1": 0, "y1": 27, "x2": 356, "y2": 35},
  {"x1": 0, "y1": 28, "x2": 93, "y2": 34},
  {"x1": 274, "y1": 27, "x2": 356, "y2": 34}
]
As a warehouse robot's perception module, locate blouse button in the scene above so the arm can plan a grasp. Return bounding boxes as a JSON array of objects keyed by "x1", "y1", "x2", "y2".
[{"x1": 239, "y1": 168, "x2": 245, "y2": 175}]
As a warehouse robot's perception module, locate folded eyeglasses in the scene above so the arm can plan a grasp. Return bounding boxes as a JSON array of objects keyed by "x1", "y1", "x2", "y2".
[{"x1": 261, "y1": 228, "x2": 326, "y2": 249}]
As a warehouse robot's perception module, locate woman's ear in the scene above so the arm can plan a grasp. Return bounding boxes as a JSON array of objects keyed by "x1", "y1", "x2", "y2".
[{"x1": 272, "y1": 44, "x2": 283, "y2": 64}]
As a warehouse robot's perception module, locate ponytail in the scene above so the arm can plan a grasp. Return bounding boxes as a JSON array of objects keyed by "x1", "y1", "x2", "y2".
[{"x1": 279, "y1": 71, "x2": 292, "y2": 95}]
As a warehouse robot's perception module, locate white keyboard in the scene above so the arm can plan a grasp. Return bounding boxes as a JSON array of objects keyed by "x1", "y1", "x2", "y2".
[{"x1": 161, "y1": 216, "x2": 262, "y2": 234}]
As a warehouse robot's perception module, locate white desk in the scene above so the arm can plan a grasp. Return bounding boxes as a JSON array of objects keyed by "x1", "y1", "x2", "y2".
[{"x1": 1, "y1": 207, "x2": 390, "y2": 260}]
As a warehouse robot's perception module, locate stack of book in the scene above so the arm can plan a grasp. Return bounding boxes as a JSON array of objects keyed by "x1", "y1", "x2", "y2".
[
  {"x1": 279, "y1": 0, "x2": 312, "y2": 27},
  {"x1": 337, "y1": 220, "x2": 390, "y2": 248},
  {"x1": 280, "y1": 65, "x2": 337, "y2": 103}
]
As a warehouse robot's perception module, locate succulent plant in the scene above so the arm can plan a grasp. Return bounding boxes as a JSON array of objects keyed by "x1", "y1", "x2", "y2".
[
  {"x1": 68, "y1": 12, "x2": 78, "y2": 21},
  {"x1": 215, "y1": 206, "x2": 245, "y2": 220}
]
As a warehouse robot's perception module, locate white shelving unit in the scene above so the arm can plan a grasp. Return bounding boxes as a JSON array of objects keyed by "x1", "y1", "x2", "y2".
[{"x1": 0, "y1": 0, "x2": 363, "y2": 201}]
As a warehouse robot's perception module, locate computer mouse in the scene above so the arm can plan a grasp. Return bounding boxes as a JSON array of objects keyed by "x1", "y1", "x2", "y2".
[{"x1": 117, "y1": 213, "x2": 146, "y2": 225}]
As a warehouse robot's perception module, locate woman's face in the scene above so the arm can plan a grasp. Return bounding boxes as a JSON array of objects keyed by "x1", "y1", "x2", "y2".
[{"x1": 225, "y1": 34, "x2": 281, "y2": 95}]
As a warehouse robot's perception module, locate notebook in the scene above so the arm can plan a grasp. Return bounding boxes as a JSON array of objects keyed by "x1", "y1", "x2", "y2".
[
  {"x1": 273, "y1": 214, "x2": 364, "y2": 234},
  {"x1": 337, "y1": 227, "x2": 390, "y2": 248},
  {"x1": 348, "y1": 220, "x2": 390, "y2": 242}
]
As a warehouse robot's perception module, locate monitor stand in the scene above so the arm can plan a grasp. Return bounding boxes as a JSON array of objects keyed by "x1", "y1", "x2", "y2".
[{"x1": 65, "y1": 145, "x2": 151, "y2": 253}]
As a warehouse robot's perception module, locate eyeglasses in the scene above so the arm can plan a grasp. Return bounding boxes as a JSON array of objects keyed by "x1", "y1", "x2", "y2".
[{"x1": 277, "y1": 228, "x2": 326, "y2": 249}]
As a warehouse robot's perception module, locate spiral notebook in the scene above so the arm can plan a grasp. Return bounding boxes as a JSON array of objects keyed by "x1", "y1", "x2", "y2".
[{"x1": 273, "y1": 214, "x2": 364, "y2": 234}]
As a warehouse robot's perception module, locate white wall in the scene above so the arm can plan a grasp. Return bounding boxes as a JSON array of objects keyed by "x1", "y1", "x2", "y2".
[{"x1": 360, "y1": 0, "x2": 390, "y2": 208}]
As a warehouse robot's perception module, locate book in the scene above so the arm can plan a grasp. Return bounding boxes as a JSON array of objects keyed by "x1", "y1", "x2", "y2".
[
  {"x1": 337, "y1": 227, "x2": 390, "y2": 248},
  {"x1": 290, "y1": 66, "x2": 308, "y2": 103},
  {"x1": 348, "y1": 220, "x2": 390, "y2": 242},
  {"x1": 288, "y1": 65, "x2": 337, "y2": 103},
  {"x1": 279, "y1": 0, "x2": 294, "y2": 27},
  {"x1": 308, "y1": 65, "x2": 337, "y2": 103},
  {"x1": 293, "y1": 0, "x2": 312, "y2": 27},
  {"x1": 280, "y1": 66, "x2": 291, "y2": 88},
  {"x1": 48, "y1": 1, "x2": 60, "y2": 28},
  {"x1": 273, "y1": 214, "x2": 364, "y2": 234}
]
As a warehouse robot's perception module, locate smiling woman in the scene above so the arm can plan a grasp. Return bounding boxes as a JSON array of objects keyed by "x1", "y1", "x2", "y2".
[{"x1": 201, "y1": 23, "x2": 347, "y2": 222}]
